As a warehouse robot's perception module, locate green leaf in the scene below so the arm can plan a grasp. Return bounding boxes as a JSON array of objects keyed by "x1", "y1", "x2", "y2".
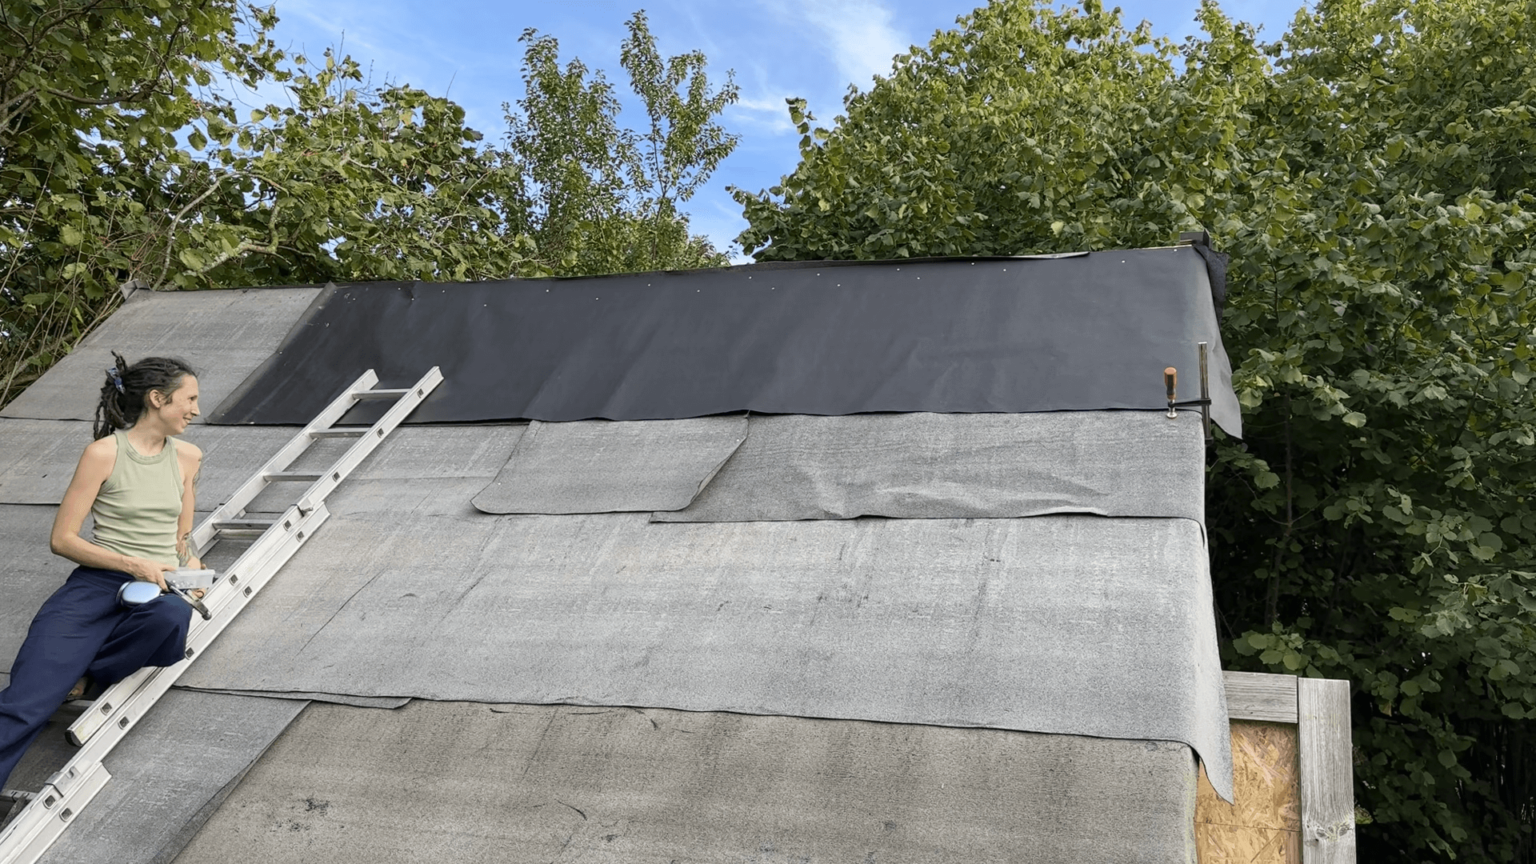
[
  {"x1": 1342, "y1": 411, "x2": 1366, "y2": 428},
  {"x1": 59, "y1": 225, "x2": 83, "y2": 246}
]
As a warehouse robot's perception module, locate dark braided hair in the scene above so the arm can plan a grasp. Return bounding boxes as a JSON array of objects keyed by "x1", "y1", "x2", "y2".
[{"x1": 93, "y1": 352, "x2": 198, "y2": 440}]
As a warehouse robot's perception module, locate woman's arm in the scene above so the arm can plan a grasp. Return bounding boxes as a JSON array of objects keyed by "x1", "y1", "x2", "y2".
[
  {"x1": 176, "y1": 441, "x2": 204, "y2": 571},
  {"x1": 50, "y1": 437, "x2": 175, "y2": 589}
]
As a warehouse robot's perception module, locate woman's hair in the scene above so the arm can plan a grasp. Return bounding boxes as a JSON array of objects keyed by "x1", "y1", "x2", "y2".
[{"x1": 93, "y1": 352, "x2": 198, "y2": 439}]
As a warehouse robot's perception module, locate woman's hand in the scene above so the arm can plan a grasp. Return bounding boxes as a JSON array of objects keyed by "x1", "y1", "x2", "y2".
[{"x1": 123, "y1": 557, "x2": 174, "y2": 591}]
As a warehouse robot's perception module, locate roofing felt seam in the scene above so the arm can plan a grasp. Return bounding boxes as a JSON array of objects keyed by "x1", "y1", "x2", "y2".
[
  {"x1": 33, "y1": 691, "x2": 306, "y2": 864},
  {"x1": 472, "y1": 416, "x2": 748, "y2": 514},
  {"x1": 653, "y1": 410, "x2": 1207, "y2": 523},
  {"x1": 178, "y1": 503, "x2": 1233, "y2": 799},
  {"x1": 206, "y1": 247, "x2": 1241, "y2": 436},
  {"x1": 0, "y1": 420, "x2": 524, "y2": 509},
  {"x1": 175, "y1": 701, "x2": 1201, "y2": 864}
]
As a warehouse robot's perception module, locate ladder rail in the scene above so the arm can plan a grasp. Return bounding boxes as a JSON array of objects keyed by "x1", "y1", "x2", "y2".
[
  {"x1": 67, "y1": 502, "x2": 314, "y2": 745},
  {"x1": 70, "y1": 505, "x2": 330, "y2": 761},
  {"x1": 2, "y1": 367, "x2": 442, "y2": 864},
  {"x1": 2, "y1": 504, "x2": 330, "y2": 862},
  {"x1": 0, "y1": 762, "x2": 109, "y2": 864},
  {"x1": 190, "y1": 369, "x2": 378, "y2": 552},
  {"x1": 295, "y1": 367, "x2": 442, "y2": 516},
  {"x1": 67, "y1": 368, "x2": 440, "y2": 746}
]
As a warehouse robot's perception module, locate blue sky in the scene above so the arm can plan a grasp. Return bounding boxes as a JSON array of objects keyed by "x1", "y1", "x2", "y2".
[{"x1": 264, "y1": 0, "x2": 1306, "y2": 259}]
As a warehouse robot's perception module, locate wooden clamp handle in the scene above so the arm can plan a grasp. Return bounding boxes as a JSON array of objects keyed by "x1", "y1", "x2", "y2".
[{"x1": 1164, "y1": 367, "x2": 1178, "y2": 418}]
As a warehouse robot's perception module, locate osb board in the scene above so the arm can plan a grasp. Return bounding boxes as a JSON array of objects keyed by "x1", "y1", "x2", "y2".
[{"x1": 1197, "y1": 720, "x2": 1301, "y2": 863}]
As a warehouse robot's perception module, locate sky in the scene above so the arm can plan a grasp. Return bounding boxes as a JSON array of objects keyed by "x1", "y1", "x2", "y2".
[{"x1": 262, "y1": 0, "x2": 1307, "y2": 260}]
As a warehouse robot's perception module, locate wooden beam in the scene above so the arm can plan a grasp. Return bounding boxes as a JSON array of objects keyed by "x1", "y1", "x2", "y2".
[
  {"x1": 1225, "y1": 671, "x2": 1299, "y2": 723},
  {"x1": 1299, "y1": 677, "x2": 1356, "y2": 863}
]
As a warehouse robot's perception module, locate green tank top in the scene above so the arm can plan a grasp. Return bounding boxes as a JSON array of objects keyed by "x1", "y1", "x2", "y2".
[{"x1": 91, "y1": 430, "x2": 184, "y2": 568}]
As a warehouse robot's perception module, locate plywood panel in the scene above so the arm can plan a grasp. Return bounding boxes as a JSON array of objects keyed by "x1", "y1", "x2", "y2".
[{"x1": 1197, "y1": 720, "x2": 1301, "y2": 863}]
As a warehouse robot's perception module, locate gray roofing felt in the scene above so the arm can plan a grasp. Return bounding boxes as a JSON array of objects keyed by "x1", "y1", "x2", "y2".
[
  {"x1": 174, "y1": 700, "x2": 1199, "y2": 864},
  {"x1": 2, "y1": 271, "x2": 1238, "y2": 858},
  {"x1": 472, "y1": 416, "x2": 747, "y2": 514},
  {"x1": 0, "y1": 419, "x2": 521, "y2": 509},
  {"x1": 176, "y1": 488, "x2": 1233, "y2": 799},
  {"x1": 0, "y1": 504, "x2": 88, "y2": 669},
  {"x1": 0, "y1": 288, "x2": 318, "y2": 424},
  {"x1": 36, "y1": 691, "x2": 305, "y2": 864},
  {"x1": 655, "y1": 410, "x2": 1206, "y2": 522}
]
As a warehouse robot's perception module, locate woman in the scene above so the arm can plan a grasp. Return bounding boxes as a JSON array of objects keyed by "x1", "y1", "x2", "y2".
[{"x1": 0, "y1": 353, "x2": 205, "y2": 792}]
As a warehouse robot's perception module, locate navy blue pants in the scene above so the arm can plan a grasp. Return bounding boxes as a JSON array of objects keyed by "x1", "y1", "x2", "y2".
[{"x1": 0, "y1": 567, "x2": 191, "y2": 791}]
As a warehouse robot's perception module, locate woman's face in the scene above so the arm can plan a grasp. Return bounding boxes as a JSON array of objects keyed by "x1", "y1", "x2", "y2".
[{"x1": 148, "y1": 375, "x2": 200, "y2": 434}]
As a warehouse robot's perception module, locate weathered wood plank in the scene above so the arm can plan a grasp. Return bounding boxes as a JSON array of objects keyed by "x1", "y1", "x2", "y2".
[
  {"x1": 1197, "y1": 720, "x2": 1302, "y2": 863},
  {"x1": 1299, "y1": 678, "x2": 1356, "y2": 863},
  {"x1": 1225, "y1": 671, "x2": 1299, "y2": 723}
]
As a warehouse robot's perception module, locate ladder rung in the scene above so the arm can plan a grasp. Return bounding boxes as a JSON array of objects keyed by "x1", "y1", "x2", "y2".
[
  {"x1": 351, "y1": 388, "x2": 411, "y2": 401},
  {"x1": 263, "y1": 471, "x2": 323, "y2": 482},
  {"x1": 308, "y1": 428, "x2": 366, "y2": 438},
  {"x1": 213, "y1": 519, "x2": 278, "y2": 539},
  {"x1": 213, "y1": 519, "x2": 278, "y2": 529},
  {"x1": 1, "y1": 788, "x2": 36, "y2": 803}
]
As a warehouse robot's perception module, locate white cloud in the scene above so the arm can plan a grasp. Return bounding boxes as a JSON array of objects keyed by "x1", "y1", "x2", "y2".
[
  {"x1": 729, "y1": 94, "x2": 797, "y2": 133},
  {"x1": 796, "y1": 0, "x2": 907, "y2": 88}
]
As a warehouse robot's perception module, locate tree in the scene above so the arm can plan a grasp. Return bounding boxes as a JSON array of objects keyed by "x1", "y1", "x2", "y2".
[
  {"x1": 0, "y1": 0, "x2": 284, "y2": 403},
  {"x1": 734, "y1": 1, "x2": 1536, "y2": 860},
  {"x1": 1, "y1": 4, "x2": 740, "y2": 406},
  {"x1": 506, "y1": 10, "x2": 739, "y2": 276}
]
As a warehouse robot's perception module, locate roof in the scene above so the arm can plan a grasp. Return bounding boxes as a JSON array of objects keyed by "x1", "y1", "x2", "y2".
[{"x1": 1, "y1": 252, "x2": 1234, "y2": 862}]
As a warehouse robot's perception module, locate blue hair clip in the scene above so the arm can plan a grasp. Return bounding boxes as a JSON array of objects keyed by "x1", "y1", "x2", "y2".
[{"x1": 106, "y1": 367, "x2": 125, "y2": 394}]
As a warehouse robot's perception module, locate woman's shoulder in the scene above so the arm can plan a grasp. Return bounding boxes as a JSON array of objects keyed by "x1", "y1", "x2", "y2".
[
  {"x1": 170, "y1": 437, "x2": 204, "y2": 460},
  {"x1": 172, "y1": 437, "x2": 203, "y2": 474},
  {"x1": 170, "y1": 436, "x2": 202, "y2": 458},
  {"x1": 82, "y1": 433, "x2": 118, "y2": 461},
  {"x1": 75, "y1": 434, "x2": 118, "y2": 483}
]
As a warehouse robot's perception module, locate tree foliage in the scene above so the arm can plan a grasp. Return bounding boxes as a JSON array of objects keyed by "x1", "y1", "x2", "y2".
[
  {"x1": 507, "y1": 11, "x2": 738, "y2": 276},
  {"x1": 0, "y1": 3, "x2": 738, "y2": 404},
  {"x1": 735, "y1": 1, "x2": 1536, "y2": 860}
]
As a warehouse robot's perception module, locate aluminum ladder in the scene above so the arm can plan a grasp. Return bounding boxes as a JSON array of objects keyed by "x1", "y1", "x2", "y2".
[{"x1": 0, "y1": 367, "x2": 442, "y2": 864}]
